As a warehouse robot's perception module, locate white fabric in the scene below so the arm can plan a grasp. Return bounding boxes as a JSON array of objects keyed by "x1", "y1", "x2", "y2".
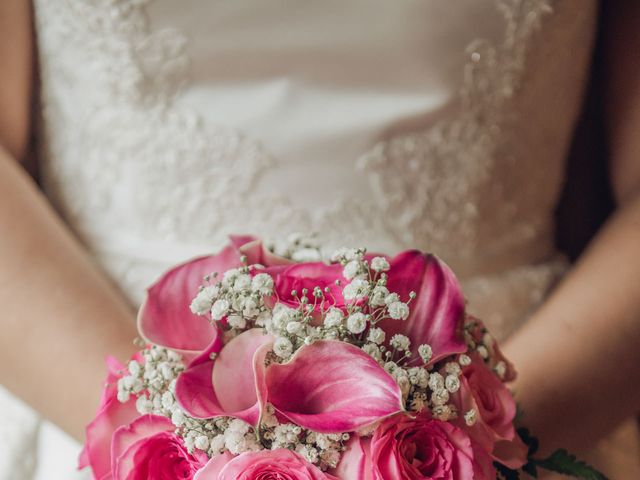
[{"x1": 1, "y1": 0, "x2": 597, "y2": 478}]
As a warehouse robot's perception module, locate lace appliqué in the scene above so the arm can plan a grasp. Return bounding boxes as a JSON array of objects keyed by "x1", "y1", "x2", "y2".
[
  {"x1": 360, "y1": 0, "x2": 554, "y2": 263},
  {"x1": 36, "y1": 0, "x2": 278, "y2": 246}
]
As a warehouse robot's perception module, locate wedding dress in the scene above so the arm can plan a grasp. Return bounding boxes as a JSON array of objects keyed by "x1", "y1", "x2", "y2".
[{"x1": 3, "y1": 0, "x2": 633, "y2": 478}]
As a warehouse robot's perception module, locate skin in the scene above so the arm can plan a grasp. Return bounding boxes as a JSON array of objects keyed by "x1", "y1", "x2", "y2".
[
  {"x1": 0, "y1": 0, "x2": 138, "y2": 440},
  {"x1": 0, "y1": 0, "x2": 637, "y2": 470}
]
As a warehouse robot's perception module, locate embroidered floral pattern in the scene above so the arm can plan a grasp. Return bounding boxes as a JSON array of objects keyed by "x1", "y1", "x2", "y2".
[{"x1": 34, "y1": 0, "x2": 562, "y2": 332}]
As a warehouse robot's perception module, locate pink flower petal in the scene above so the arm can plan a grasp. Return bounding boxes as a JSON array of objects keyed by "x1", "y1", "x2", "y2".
[
  {"x1": 212, "y1": 329, "x2": 273, "y2": 414},
  {"x1": 383, "y1": 251, "x2": 467, "y2": 363},
  {"x1": 333, "y1": 435, "x2": 373, "y2": 480},
  {"x1": 111, "y1": 414, "x2": 173, "y2": 477},
  {"x1": 137, "y1": 244, "x2": 244, "y2": 362},
  {"x1": 193, "y1": 452, "x2": 235, "y2": 480},
  {"x1": 174, "y1": 361, "x2": 223, "y2": 417},
  {"x1": 175, "y1": 329, "x2": 272, "y2": 426},
  {"x1": 215, "y1": 450, "x2": 338, "y2": 480},
  {"x1": 265, "y1": 341, "x2": 403, "y2": 433},
  {"x1": 80, "y1": 357, "x2": 139, "y2": 478},
  {"x1": 231, "y1": 235, "x2": 293, "y2": 267},
  {"x1": 271, "y1": 263, "x2": 345, "y2": 312},
  {"x1": 83, "y1": 399, "x2": 139, "y2": 479}
]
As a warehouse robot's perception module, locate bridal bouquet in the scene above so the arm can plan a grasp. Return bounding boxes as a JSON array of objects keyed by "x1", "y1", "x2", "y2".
[{"x1": 80, "y1": 236, "x2": 605, "y2": 479}]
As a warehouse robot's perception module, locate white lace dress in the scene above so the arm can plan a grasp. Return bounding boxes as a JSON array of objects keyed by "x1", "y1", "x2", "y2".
[{"x1": 0, "y1": 0, "x2": 598, "y2": 478}]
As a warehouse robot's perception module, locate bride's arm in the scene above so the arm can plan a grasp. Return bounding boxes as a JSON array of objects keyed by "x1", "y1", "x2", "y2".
[
  {"x1": 0, "y1": 0, "x2": 137, "y2": 440},
  {"x1": 503, "y1": 3, "x2": 640, "y2": 454}
]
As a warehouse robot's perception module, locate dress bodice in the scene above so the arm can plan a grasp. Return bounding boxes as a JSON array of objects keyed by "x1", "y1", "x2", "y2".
[{"x1": 34, "y1": 0, "x2": 596, "y2": 336}]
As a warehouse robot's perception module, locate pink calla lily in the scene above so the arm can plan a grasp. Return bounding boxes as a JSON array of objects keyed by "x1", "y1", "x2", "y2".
[
  {"x1": 382, "y1": 251, "x2": 467, "y2": 363},
  {"x1": 175, "y1": 329, "x2": 273, "y2": 426},
  {"x1": 137, "y1": 244, "x2": 244, "y2": 363},
  {"x1": 137, "y1": 236, "x2": 290, "y2": 363},
  {"x1": 231, "y1": 234, "x2": 294, "y2": 267},
  {"x1": 265, "y1": 340, "x2": 404, "y2": 433},
  {"x1": 177, "y1": 334, "x2": 403, "y2": 434}
]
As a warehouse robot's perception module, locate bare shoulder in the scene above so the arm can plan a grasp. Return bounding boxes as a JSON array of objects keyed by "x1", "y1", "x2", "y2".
[
  {"x1": 0, "y1": 0, "x2": 33, "y2": 162},
  {"x1": 602, "y1": 3, "x2": 640, "y2": 204}
]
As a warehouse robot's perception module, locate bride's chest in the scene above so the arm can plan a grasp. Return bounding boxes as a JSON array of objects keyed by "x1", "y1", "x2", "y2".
[{"x1": 34, "y1": 0, "x2": 595, "y2": 266}]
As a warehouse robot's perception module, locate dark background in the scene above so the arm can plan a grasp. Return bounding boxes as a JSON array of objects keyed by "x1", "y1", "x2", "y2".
[{"x1": 555, "y1": 0, "x2": 615, "y2": 262}]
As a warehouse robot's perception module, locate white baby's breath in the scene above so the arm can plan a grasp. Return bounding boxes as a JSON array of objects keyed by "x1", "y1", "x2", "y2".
[
  {"x1": 273, "y1": 337, "x2": 293, "y2": 358},
  {"x1": 190, "y1": 285, "x2": 219, "y2": 315},
  {"x1": 445, "y1": 375, "x2": 461, "y2": 393},
  {"x1": 211, "y1": 299, "x2": 231, "y2": 320},
  {"x1": 272, "y1": 304, "x2": 296, "y2": 329},
  {"x1": 362, "y1": 343, "x2": 382, "y2": 362},
  {"x1": 342, "y1": 278, "x2": 370, "y2": 301},
  {"x1": 323, "y1": 308, "x2": 344, "y2": 328},
  {"x1": 342, "y1": 260, "x2": 362, "y2": 280},
  {"x1": 367, "y1": 327, "x2": 386, "y2": 345},
  {"x1": 464, "y1": 409, "x2": 478, "y2": 426},
  {"x1": 387, "y1": 301, "x2": 410, "y2": 320},
  {"x1": 227, "y1": 314, "x2": 247, "y2": 330},
  {"x1": 286, "y1": 321, "x2": 304, "y2": 335},
  {"x1": 458, "y1": 354, "x2": 471, "y2": 366},
  {"x1": 369, "y1": 285, "x2": 389, "y2": 307},
  {"x1": 418, "y1": 344, "x2": 433, "y2": 363},
  {"x1": 428, "y1": 372, "x2": 445, "y2": 391},
  {"x1": 390, "y1": 334, "x2": 410, "y2": 351},
  {"x1": 370, "y1": 257, "x2": 390, "y2": 272},
  {"x1": 251, "y1": 273, "x2": 274, "y2": 295},
  {"x1": 232, "y1": 274, "x2": 252, "y2": 292},
  {"x1": 346, "y1": 312, "x2": 367, "y2": 334}
]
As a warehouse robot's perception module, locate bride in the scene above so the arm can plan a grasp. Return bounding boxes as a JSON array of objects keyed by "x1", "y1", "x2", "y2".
[{"x1": 0, "y1": 0, "x2": 638, "y2": 478}]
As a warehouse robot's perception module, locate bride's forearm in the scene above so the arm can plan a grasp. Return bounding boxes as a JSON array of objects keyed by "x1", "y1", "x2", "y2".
[
  {"x1": 503, "y1": 191, "x2": 640, "y2": 454},
  {"x1": 0, "y1": 147, "x2": 138, "y2": 440}
]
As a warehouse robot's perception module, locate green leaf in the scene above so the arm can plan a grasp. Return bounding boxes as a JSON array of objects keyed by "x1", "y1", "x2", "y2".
[
  {"x1": 522, "y1": 461, "x2": 538, "y2": 477},
  {"x1": 516, "y1": 427, "x2": 539, "y2": 457},
  {"x1": 494, "y1": 461, "x2": 522, "y2": 480},
  {"x1": 533, "y1": 449, "x2": 608, "y2": 480}
]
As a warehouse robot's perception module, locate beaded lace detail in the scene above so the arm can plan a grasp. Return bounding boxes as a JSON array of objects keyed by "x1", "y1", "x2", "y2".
[
  {"x1": 360, "y1": 0, "x2": 554, "y2": 263},
  {"x1": 35, "y1": 0, "x2": 560, "y2": 298},
  {"x1": 31, "y1": 0, "x2": 577, "y2": 339}
]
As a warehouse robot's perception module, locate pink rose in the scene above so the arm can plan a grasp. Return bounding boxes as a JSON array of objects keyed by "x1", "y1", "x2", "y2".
[
  {"x1": 271, "y1": 262, "x2": 346, "y2": 313},
  {"x1": 452, "y1": 357, "x2": 528, "y2": 469},
  {"x1": 79, "y1": 356, "x2": 140, "y2": 480},
  {"x1": 194, "y1": 449, "x2": 338, "y2": 480},
  {"x1": 111, "y1": 414, "x2": 207, "y2": 480},
  {"x1": 336, "y1": 414, "x2": 475, "y2": 479}
]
